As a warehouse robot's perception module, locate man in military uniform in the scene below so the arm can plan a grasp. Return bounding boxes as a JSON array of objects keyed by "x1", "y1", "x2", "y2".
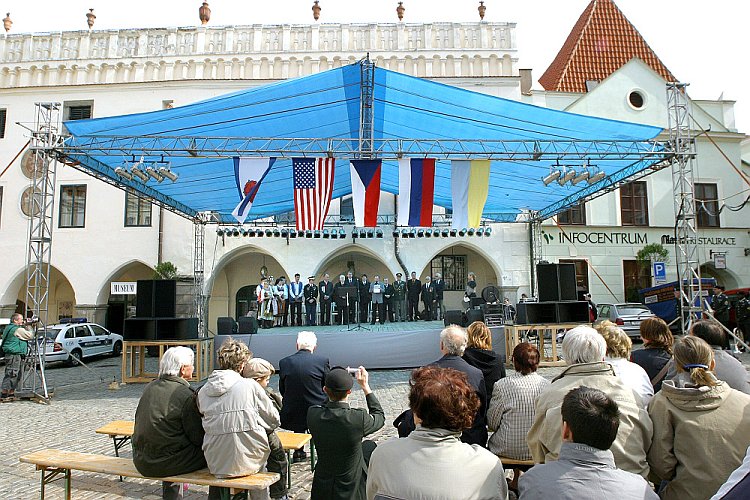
[
  {"x1": 319, "y1": 273, "x2": 335, "y2": 326},
  {"x1": 736, "y1": 291, "x2": 750, "y2": 349},
  {"x1": 358, "y1": 274, "x2": 372, "y2": 324},
  {"x1": 421, "y1": 276, "x2": 436, "y2": 321},
  {"x1": 304, "y1": 276, "x2": 319, "y2": 326},
  {"x1": 712, "y1": 285, "x2": 731, "y2": 330},
  {"x1": 392, "y1": 273, "x2": 407, "y2": 322},
  {"x1": 407, "y1": 272, "x2": 422, "y2": 321},
  {"x1": 383, "y1": 277, "x2": 395, "y2": 323}
]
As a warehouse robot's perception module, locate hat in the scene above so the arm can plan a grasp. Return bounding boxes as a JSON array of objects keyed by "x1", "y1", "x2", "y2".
[
  {"x1": 325, "y1": 366, "x2": 354, "y2": 391},
  {"x1": 308, "y1": 276, "x2": 315, "y2": 280},
  {"x1": 396, "y1": 272, "x2": 402, "y2": 277},
  {"x1": 242, "y1": 358, "x2": 275, "y2": 380}
]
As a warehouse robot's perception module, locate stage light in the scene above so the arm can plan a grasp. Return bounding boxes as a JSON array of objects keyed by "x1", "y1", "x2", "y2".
[
  {"x1": 322, "y1": 229, "x2": 330, "y2": 239},
  {"x1": 281, "y1": 228, "x2": 289, "y2": 238},
  {"x1": 409, "y1": 228, "x2": 417, "y2": 238},
  {"x1": 449, "y1": 229, "x2": 457, "y2": 237},
  {"x1": 360, "y1": 229, "x2": 368, "y2": 238},
  {"x1": 146, "y1": 166, "x2": 164, "y2": 182},
  {"x1": 441, "y1": 229, "x2": 449, "y2": 237},
  {"x1": 392, "y1": 229, "x2": 400, "y2": 238},
  {"x1": 375, "y1": 228, "x2": 383, "y2": 238},
  {"x1": 256, "y1": 229, "x2": 264, "y2": 237},
  {"x1": 158, "y1": 167, "x2": 178, "y2": 182},
  {"x1": 557, "y1": 168, "x2": 576, "y2": 186},
  {"x1": 289, "y1": 229, "x2": 297, "y2": 238},
  {"x1": 572, "y1": 170, "x2": 590, "y2": 185},
  {"x1": 366, "y1": 229, "x2": 374, "y2": 238},
  {"x1": 588, "y1": 171, "x2": 606, "y2": 184},
  {"x1": 114, "y1": 166, "x2": 133, "y2": 180},
  {"x1": 338, "y1": 229, "x2": 347, "y2": 239},
  {"x1": 305, "y1": 230, "x2": 313, "y2": 238},
  {"x1": 467, "y1": 228, "x2": 475, "y2": 236},
  {"x1": 459, "y1": 228, "x2": 467, "y2": 237},
  {"x1": 265, "y1": 229, "x2": 273, "y2": 237},
  {"x1": 216, "y1": 228, "x2": 224, "y2": 236},
  {"x1": 476, "y1": 228, "x2": 484, "y2": 236},
  {"x1": 542, "y1": 170, "x2": 561, "y2": 186},
  {"x1": 232, "y1": 228, "x2": 240, "y2": 237},
  {"x1": 130, "y1": 166, "x2": 150, "y2": 182},
  {"x1": 273, "y1": 228, "x2": 281, "y2": 237},
  {"x1": 247, "y1": 228, "x2": 256, "y2": 237},
  {"x1": 240, "y1": 228, "x2": 249, "y2": 237},
  {"x1": 401, "y1": 228, "x2": 409, "y2": 238},
  {"x1": 417, "y1": 229, "x2": 425, "y2": 238},
  {"x1": 484, "y1": 227, "x2": 492, "y2": 236},
  {"x1": 314, "y1": 230, "x2": 322, "y2": 238}
]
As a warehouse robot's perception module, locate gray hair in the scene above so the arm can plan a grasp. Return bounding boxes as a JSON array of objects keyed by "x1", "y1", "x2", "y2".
[
  {"x1": 297, "y1": 331, "x2": 318, "y2": 351},
  {"x1": 440, "y1": 325, "x2": 468, "y2": 356},
  {"x1": 159, "y1": 346, "x2": 195, "y2": 376},
  {"x1": 562, "y1": 326, "x2": 607, "y2": 364}
]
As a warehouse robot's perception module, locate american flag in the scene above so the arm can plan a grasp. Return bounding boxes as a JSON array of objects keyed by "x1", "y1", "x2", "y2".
[{"x1": 293, "y1": 157, "x2": 335, "y2": 230}]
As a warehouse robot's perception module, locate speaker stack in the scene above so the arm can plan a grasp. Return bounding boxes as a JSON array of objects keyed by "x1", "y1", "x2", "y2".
[
  {"x1": 444, "y1": 310, "x2": 466, "y2": 327},
  {"x1": 124, "y1": 280, "x2": 199, "y2": 340},
  {"x1": 514, "y1": 263, "x2": 589, "y2": 325}
]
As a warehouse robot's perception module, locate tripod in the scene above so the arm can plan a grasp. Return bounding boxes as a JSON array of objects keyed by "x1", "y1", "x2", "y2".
[
  {"x1": 345, "y1": 290, "x2": 369, "y2": 332},
  {"x1": 17, "y1": 328, "x2": 52, "y2": 403}
]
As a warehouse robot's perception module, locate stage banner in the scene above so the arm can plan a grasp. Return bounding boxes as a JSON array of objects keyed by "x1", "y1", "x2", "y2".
[
  {"x1": 397, "y1": 158, "x2": 436, "y2": 227},
  {"x1": 293, "y1": 157, "x2": 335, "y2": 231},
  {"x1": 350, "y1": 159, "x2": 382, "y2": 227},
  {"x1": 232, "y1": 157, "x2": 275, "y2": 224},
  {"x1": 451, "y1": 160, "x2": 490, "y2": 229}
]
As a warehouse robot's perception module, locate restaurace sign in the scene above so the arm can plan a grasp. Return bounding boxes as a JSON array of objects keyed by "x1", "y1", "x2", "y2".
[{"x1": 660, "y1": 235, "x2": 737, "y2": 246}]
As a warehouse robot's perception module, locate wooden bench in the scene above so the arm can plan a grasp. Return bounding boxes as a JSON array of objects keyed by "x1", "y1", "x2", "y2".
[
  {"x1": 20, "y1": 448, "x2": 279, "y2": 500},
  {"x1": 96, "y1": 420, "x2": 313, "y2": 490},
  {"x1": 497, "y1": 456, "x2": 535, "y2": 490}
]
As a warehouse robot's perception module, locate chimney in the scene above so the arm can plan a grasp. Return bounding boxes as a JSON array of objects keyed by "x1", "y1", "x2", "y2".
[{"x1": 519, "y1": 69, "x2": 532, "y2": 95}]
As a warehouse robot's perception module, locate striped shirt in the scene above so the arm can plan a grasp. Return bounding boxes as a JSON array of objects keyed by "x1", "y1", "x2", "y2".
[{"x1": 487, "y1": 372, "x2": 550, "y2": 460}]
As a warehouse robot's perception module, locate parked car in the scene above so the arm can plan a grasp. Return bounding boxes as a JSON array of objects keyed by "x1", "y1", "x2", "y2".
[
  {"x1": 594, "y1": 303, "x2": 656, "y2": 339},
  {"x1": 43, "y1": 320, "x2": 123, "y2": 366}
]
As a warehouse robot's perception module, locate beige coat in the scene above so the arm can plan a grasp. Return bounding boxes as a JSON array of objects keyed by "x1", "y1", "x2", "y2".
[
  {"x1": 647, "y1": 374, "x2": 750, "y2": 500},
  {"x1": 527, "y1": 362, "x2": 653, "y2": 478}
]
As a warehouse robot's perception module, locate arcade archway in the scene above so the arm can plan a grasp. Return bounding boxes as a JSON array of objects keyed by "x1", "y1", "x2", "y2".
[
  {"x1": 95, "y1": 260, "x2": 155, "y2": 333},
  {"x1": 315, "y1": 245, "x2": 396, "y2": 282}
]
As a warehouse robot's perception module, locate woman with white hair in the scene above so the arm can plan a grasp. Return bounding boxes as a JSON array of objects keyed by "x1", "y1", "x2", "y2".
[
  {"x1": 596, "y1": 321, "x2": 653, "y2": 406},
  {"x1": 132, "y1": 347, "x2": 207, "y2": 500}
]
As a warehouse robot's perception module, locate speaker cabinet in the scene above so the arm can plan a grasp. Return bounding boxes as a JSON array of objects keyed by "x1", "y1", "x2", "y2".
[
  {"x1": 217, "y1": 317, "x2": 238, "y2": 335},
  {"x1": 466, "y1": 309, "x2": 484, "y2": 325},
  {"x1": 537, "y1": 263, "x2": 577, "y2": 302},
  {"x1": 123, "y1": 318, "x2": 157, "y2": 340},
  {"x1": 238, "y1": 316, "x2": 258, "y2": 335},
  {"x1": 136, "y1": 280, "x2": 177, "y2": 318},
  {"x1": 444, "y1": 310, "x2": 466, "y2": 327},
  {"x1": 515, "y1": 302, "x2": 558, "y2": 324},
  {"x1": 123, "y1": 317, "x2": 198, "y2": 340},
  {"x1": 135, "y1": 280, "x2": 155, "y2": 317},
  {"x1": 556, "y1": 301, "x2": 590, "y2": 323}
]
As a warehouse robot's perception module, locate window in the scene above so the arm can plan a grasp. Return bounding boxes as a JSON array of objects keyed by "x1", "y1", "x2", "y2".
[
  {"x1": 559, "y1": 259, "x2": 589, "y2": 294},
  {"x1": 695, "y1": 183, "x2": 720, "y2": 228},
  {"x1": 623, "y1": 259, "x2": 650, "y2": 302},
  {"x1": 89, "y1": 325, "x2": 108, "y2": 336},
  {"x1": 557, "y1": 202, "x2": 586, "y2": 225},
  {"x1": 0, "y1": 108, "x2": 6, "y2": 138},
  {"x1": 124, "y1": 189, "x2": 152, "y2": 227},
  {"x1": 620, "y1": 181, "x2": 649, "y2": 226},
  {"x1": 59, "y1": 185, "x2": 87, "y2": 228},
  {"x1": 430, "y1": 255, "x2": 467, "y2": 291},
  {"x1": 340, "y1": 196, "x2": 354, "y2": 221},
  {"x1": 64, "y1": 101, "x2": 93, "y2": 121}
]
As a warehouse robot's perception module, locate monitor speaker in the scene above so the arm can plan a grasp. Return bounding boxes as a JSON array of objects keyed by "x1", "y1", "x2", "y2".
[
  {"x1": 466, "y1": 309, "x2": 484, "y2": 325},
  {"x1": 444, "y1": 310, "x2": 466, "y2": 327},
  {"x1": 537, "y1": 263, "x2": 577, "y2": 302},
  {"x1": 217, "y1": 317, "x2": 238, "y2": 335},
  {"x1": 238, "y1": 316, "x2": 258, "y2": 335}
]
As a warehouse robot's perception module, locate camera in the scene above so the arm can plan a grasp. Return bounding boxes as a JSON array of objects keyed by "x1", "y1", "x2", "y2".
[{"x1": 347, "y1": 367, "x2": 359, "y2": 377}]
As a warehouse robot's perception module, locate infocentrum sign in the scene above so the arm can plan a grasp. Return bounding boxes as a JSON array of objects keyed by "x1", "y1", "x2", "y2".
[{"x1": 545, "y1": 230, "x2": 739, "y2": 247}]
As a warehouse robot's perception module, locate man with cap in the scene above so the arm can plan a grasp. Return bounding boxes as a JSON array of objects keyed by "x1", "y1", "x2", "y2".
[
  {"x1": 307, "y1": 366, "x2": 385, "y2": 500},
  {"x1": 712, "y1": 285, "x2": 731, "y2": 331},
  {"x1": 243, "y1": 358, "x2": 289, "y2": 500},
  {"x1": 304, "y1": 276, "x2": 319, "y2": 326},
  {"x1": 392, "y1": 272, "x2": 407, "y2": 322}
]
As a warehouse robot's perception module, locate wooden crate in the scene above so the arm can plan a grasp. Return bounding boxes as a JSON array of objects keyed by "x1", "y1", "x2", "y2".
[{"x1": 121, "y1": 338, "x2": 213, "y2": 383}]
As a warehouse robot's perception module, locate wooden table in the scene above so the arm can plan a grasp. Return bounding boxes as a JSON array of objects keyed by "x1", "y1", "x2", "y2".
[
  {"x1": 96, "y1": 420, "x2": 312, "y2": 490},
  {"x1": 121, "y1": 338, "x2": 213, "y2": 383},
  {"x1": 505, "y1": 323, "x2": 588, "y2": 366}
]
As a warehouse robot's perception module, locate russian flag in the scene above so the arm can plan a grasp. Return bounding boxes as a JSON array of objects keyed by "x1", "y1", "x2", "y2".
[
  {"x1": 451, "y1": 160, "x2": 490, "y2": 228},
  {"x1": 231, "y1": 157, "x2": 275, "y2": 224},
  {"x1": 350, "y1": 159, "x2": 381, "y2": 227},
  {"x1": 397, "y1": 158, "x2": 436, "y2": 227}
]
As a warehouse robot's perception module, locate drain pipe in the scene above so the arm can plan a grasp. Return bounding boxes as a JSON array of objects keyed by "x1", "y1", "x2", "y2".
[
  {"x1": 393, "y1": 197, "x2": 409, "y2": 275},
  {"x1": 157, "y1": 205, "x2": 165, "y2": 263}
]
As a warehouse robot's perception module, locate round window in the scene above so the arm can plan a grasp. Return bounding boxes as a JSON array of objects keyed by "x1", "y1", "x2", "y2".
[
  {"x1": 628, "y1": 90, "x2": 646, "y2": 110},
  {"x1": 20, "y1": 186, "x2": 43, "y2": 217}
]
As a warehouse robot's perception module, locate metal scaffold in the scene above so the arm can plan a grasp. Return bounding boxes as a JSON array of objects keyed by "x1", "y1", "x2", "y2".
[
  {"x1": 193, "y1": 211, "x2": 211, "y2": 338},
  {"x1": 358, "y1": 57, "x2": 375, "y2": 159},
  {"x1": 20, "y1": 102, "x2": 64, "y2": 401}
]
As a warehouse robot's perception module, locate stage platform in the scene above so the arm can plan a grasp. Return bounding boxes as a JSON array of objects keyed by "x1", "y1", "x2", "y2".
[{"x1": 214, "y1": 321, "x2": 506, "y2": 370}]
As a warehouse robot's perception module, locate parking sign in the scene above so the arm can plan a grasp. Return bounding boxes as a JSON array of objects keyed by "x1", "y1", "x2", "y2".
[{"x1": 653, "y1": 262, "x2": 667, "y2": 283}]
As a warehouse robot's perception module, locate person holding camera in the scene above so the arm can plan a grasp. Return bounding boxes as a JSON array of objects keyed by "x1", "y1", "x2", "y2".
[
  {"x1": 307, "y1": 365, "x2": 385, "y2": 500},
  {"x1": 1, "y1": 313, "x2": 35, "y2": 401}
]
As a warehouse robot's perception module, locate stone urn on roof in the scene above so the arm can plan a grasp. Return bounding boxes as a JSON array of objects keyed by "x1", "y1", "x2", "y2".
[
  {"x1": 312, "y1": 1, "x2": 321, "y2": 21},
  {"x1": 199, "y1": 2, "x2": 211, "y2": 25},
  {"x1": 3, "y1": 12, "x2": 12, "y2": 32},
  {"x1": 478, "y1": 1, "x2": 486, "y2": 21},
  {"x1": 86, "y1": 9, "x2": 96, "y2": 30}
]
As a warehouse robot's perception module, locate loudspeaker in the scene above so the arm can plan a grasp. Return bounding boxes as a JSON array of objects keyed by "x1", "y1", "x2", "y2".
[
  {"x1": 238, "y1": 316, "x2": 258, "y2": 334},
  {"x1": 123, "y1": 317, "x2": 198, "y2": 340},
  {"x1": 217, "y1": 317, "x2": 238, "y2": 335},
  {"x1": 135, "y1": 280, "x2": 155, "y2": 317},
  {"x1": 515, "y1": 302, "x2": 558, "y2": 324},
  {"x1": 537, "y1": 263, "x2": 577, "y2": 302},
  {"x1": 444, "y1": 310, "x2": 466, "y2": 327},
  {"x1": 466, "y1": 309, "x2": 484, "y2": 325},
  {"x1": 136, "y1": 280, "x2": 177, "y2": 318},
  {"x1": 556, "y1": 301, "x2": 589, "y2": 323},
  {"x1": 123, "y1": 317, "x2": 157, "y2": 340}
]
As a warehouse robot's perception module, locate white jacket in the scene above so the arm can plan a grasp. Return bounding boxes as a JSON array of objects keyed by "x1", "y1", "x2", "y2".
[{"x1": 197, "y1": 369, "x2": 280, "y2": 478}]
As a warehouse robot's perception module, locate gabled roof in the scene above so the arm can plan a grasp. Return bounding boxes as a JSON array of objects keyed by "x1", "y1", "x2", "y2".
[{"x1": 539, "y1": 0, "x2": 676, "y2": 93}]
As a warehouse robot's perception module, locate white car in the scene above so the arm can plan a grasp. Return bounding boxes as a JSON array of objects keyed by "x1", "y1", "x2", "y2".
[{"x1": 44, "y1": 321, "x2": 123, "y2": 365}]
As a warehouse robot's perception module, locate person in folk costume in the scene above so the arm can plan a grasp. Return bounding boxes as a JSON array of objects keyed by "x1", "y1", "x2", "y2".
[
  {"x1": 258, "y1": 279, "x2": 275, "y2": 328},
  {"x1": 273, "y1": 277, "x2": 288, "y2": 327}
]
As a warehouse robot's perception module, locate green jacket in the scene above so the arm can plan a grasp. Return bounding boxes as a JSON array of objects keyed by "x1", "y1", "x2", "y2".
[
  {"x1": 132, "y1": 375, "x2": 207, "y2": 477},
  {"x1": 307, "y1": 393, "x2": 385, "y2": 500},
  {"x1": 2, "y1": 324, "x2": 29, "y2": 356},
  {"x1": 392, "y1": 280, "x2": 407, "y2": 301}
]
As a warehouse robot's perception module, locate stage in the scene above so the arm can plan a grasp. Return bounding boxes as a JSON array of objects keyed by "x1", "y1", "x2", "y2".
[{"x1": 214, "y1": 320, "x2": 506, "y2": 370}]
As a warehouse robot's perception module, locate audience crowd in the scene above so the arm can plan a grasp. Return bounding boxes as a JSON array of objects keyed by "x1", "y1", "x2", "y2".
[{"x1": 131, "y1": 318, "x2": 750, "y2": 500}]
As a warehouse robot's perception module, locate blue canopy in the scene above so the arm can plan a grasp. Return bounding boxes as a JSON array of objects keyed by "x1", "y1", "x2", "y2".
[{"x1": 62, "y1": 62, "x2": 666, "y2": 223}]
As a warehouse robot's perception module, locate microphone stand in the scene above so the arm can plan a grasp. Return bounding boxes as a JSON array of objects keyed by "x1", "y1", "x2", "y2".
[{"x1": 347, "y1": 288, "x2": 369, "y2": 332}]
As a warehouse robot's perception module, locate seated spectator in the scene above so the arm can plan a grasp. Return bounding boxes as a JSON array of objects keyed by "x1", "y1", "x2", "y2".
[
  {"x1": 519, "y1": 387, "x2": 658, "y2": 500},
  {"x1": 527, "y1": 325, "x2": 652, "y2": 477},
  {"x1": 648, "y1": 336, "x2": 750, "y2": 500},
  {"x1": 488, "y1": 342, "x2": 549, "y2": 460},
  {"x1": 631, "y1": 317, "x2": 674, "y2": 392},
  {"x1": 367, "y1": 366, "x2": 507, "y2": 500},
  {"x1": 198, "y1": 339, "x2": 280, "y2": 499},
  {"x1": 243, "y1": 358, "x2": 288, "y2": 500},
  {"x1": 596, "y1": 321, "x2": 653, "y2": 406},
  {"x1": 462, "y1": 321, "x2": 506, "y2": 399},
  {"x1": 132, "y1": 346, "x2": 207, "y2": 500},
  {"x1": 712, "y1": 445, "x2": 750, "y2": 499},
  {"x1": 307, "y1": 366, "x2": 385, "y2": 500},
  {"x1": 665, "y1": 320, "x2": 750, "y2": 394}
]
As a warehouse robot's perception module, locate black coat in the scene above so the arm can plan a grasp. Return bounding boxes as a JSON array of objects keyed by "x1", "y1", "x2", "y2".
[
  {"x1": 319, "y1": 280, "x2": 335, "y2": 302},
  {"x1": 434, "y1": 279, "x2": 445, "y2": 300},
  {"x1": 358, "y1": 280, "x2": 372, "y2": 303},
  {"x1": 462, "y1": 347, "x2": 506, "y2": 400},
  {"x1": 432, "y1": 354, "x2": 488, "y2": 447},
  {"x1": 278, "y1": 349, "x2": 330, "y2": 432},
  {"x1": 407, "y1": 279, "x2": 422, "y2": 300},
  {"x1": 421, "y1": 282, "x2": 436, "y2": 303}
]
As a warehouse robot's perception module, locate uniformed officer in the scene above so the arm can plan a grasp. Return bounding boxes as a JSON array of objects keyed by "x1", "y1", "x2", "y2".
[
  {"x1": 304, "y1": 276, "x2": 319, "y2": 326},
  {"x1": 392, "y1": 273, "x2": 407, "y2": 322},
  {"x1": 736, "y1": 291, "x2": 750, "y2": 348},
  {"x1": 712, "y1": 285, "x2": 731, "y2": 330}
]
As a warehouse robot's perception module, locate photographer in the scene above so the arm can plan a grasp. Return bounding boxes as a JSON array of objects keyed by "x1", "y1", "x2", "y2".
[{"x1": 1, "y1": 313, "x2": 36, "y2": 401}]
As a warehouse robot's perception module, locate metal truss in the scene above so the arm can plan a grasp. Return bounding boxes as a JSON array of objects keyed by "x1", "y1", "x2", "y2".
[
  {"x1": 21, "y1": 102, "x2": 64, "y2": 401},
  {"x1": 193, "y1": 212, "x2": 212, "y2": 338},
  {"x1": 358, "y1": 58, "x2": 376, "y2": 159},
  {"x1": 667, "y1": 82, "x2": 703, "y2": 334},
  {"x1": 529, "y1": 214, "x2": 544, "y2": 297}
]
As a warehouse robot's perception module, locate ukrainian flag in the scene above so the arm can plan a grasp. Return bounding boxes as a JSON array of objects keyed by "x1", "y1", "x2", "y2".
[{"x1": 450, "y1": 160, "x2": 490, "y2": 229}]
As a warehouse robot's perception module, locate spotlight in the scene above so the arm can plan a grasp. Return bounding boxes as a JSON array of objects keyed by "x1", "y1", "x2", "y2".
[
  {"x1": 424, "y1": 228, "x2": 432, "y2": 238},
  {"x1": 401, "y1": 229, "x2": 409, "y2": 238},
  {"x1": 241, "y1": 228, "x2": 249, "y2": 237},
  {"x1": 360, "y1": 229, "x2": 368, "y2": 238},
  {"x1": 557, "y1": 168, "x2": 576, "y2": 186},
  {"x1": 314, "y1": 230, "x2": 321, "y2": 238},
  {"x1": 409, "y1": 229, "x2": 417, "y2": 238},
  {"x1": 158, "y1": 167, "x2": 178, "y2": 182},
  {"x1": 588, "y1": 171, "x2": 606, "y2": 184},
  {"x1": 265, "y1": 229, "x2": 273, "y2": 237},
  {"x1": 476, "y1": 228, "x2": 484, "y2": 236},
  {"x1": 146, "y1": 166, "x2": 164, "y2": 182},
  {"x1": 130, "y1": 166, "x2": 150, "y2": 182},
  {"x1": 289, "y1": 229, "x2": 297, "y2": 238},
  {"x1": 392, "y1": 229, "x2": 400, "y2": 238},
  {"x1": 281, "y1": 228, "x2": 289, "y2": 238},
  {"x1": 467, "y1": 228, "x2": 475, "y2": 236},
  {"x1": 330, "y1": 230, "x2": 338, "y2": 239},
  {"x1": 441, "y1": 229, "x2": 449, "y2": 237},
  {"x1": 114, "y1": 166, "x2": 133, "y2": 180},
  {"x1": 484, "y1": 227, "x2": 492, "y2": 236},
  {"x1": 247, "y1": 228, "x2": 256, "y2": 237},
  {"x1": 216, "y1": 228, "x2": 224, "y2": 236},
  {"x1": 572, "y1": 170, "x2": 590, "y2": 185},
  {"x1": 273, "y1": 228, "x2": 281, "y2": 237},
  {"x1": 256, "y1": 229, "x2": 264, "y2": 237},
  {"x1": 449, "y1": 229, "x2": 457, "y2": 237},
  {"x1": 232, "y1": 228, "x2": 240, "y2": 237},
  {"x1": 305, "y1": 230, "x2": 313, "y2": 238},
  {"x1": 338, "y1": 229, "x2": 346, "y2": 239},
  {"x1": 459, "y1": 228, "x2": 467, "y2": 237},
  {"x1": 417, "y1": 229, "x2": 425, "y2": 238},
  {"x1": 375, "y1": 228, "x2": 383, "y2": 238},
  {"x1": 322, "y1": 229, "x2": 330, "y2": 239},
  {"x1": 542, "y1": 170, "x2": 561, "y2": 186},
  {"x1": 366, "y1": 229, "x2": 374, "y2": 238}
]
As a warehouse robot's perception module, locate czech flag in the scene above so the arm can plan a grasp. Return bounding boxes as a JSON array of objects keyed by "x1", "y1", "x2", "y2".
[
  {"x1": 350, "y1": 159, "x2": 381, "y2": 227},
  {"x1": 397, "y1": 158, "x2": 436, "y2": 227},
  {"x1": 451, "y1": 160, "x2": 490, "y2": 228},
  {"x1": 231, "y1": 157, "x2": 275, "y2": 224}
]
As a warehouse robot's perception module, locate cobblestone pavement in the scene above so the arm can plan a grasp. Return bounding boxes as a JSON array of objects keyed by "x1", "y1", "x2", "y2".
[{"x1": 1, "y1": 343, "x2": 747, "y2": 499}]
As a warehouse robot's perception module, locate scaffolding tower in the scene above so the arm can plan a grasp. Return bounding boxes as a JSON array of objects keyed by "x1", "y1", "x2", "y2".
[{"x1": 193, "y1": 212, "x2": 211, "y2": 338}]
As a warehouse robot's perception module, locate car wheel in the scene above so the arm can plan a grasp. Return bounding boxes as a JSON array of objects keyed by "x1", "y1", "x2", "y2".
[
  {"x1": 67, "y1": 348, "x2": 83, "y2": 367},
  {"x1": 112, "y1": 341, "x2": 122, "y2": 357}
]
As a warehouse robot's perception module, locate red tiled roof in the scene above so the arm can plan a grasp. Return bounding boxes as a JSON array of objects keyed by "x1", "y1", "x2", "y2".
[{"x1": 538, "y1": 0, "x2": 676, "y2": 92}]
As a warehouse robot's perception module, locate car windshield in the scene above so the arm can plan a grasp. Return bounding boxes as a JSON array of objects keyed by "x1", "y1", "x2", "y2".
[
  {"x1": 618, "y1": 305, "x2": 651, "y2": 316},
  {"x1": 44, "y1": 327, "x2": 64, "y2": 340}
]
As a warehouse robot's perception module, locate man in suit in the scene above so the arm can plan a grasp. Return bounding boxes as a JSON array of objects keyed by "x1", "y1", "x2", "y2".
[
  {"x1": 434, "y1": 272, "x2": 446, "y2": 321},
  {"x1": 304, "y1": 276, "x2": 319, "y2": 326},
  {"x1": 431, "y1": 325, "x2": 488, "y2": 447},
  {"x1": 370, "y1": 275, "x2": 385, "y2": 325},
  {"x1": 288, "y1": 273, "x2": 304, "y2": 326},
  {"x1": 358, "y1": 274, "x2": 371, "y2": 324},
  {"x1": 421, "y1": 276, "x2": 435, "y2": 321},
  {"x1": 406, "y1": 271, "x2": 422, "y2": 321},
  {"x1": 345, "y1": 271, "x2": 359, "y2": 324},
  {"x1": 392, "y1": 272, "x2": 407, "y2": 322},
  {"x1": 318, "y1": 273, "x2": 335, "y2": 326},
  {"x1": 279, "y1": 331, "x2": 330, "y2": 462},
  {"x1": 307, "y1": 366, "x2": 385, "y2": 500},
  {"x1": 382, "y1": 277, "x2": 394, "y2": 323}
]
